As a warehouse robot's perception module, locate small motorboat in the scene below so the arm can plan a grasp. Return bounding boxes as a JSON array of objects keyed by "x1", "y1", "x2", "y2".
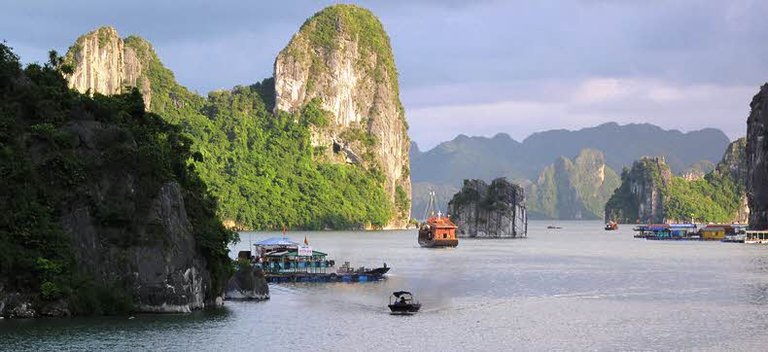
[
  {"x1": 388, "y1": 291, "x2": 421, "y2": 314},
  {"x1": 546, "y1": 225, "x2": 562, "y2": 230},
  {"x1": 604, "y1": 221, "x2": 618, "y2": 231}
]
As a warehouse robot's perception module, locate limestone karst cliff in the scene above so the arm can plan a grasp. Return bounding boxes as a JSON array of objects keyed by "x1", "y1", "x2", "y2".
[
  {"x1": 747, "y1": 84, "x2": 768, "y2": 229},
  {"x1": 448, "y1": 178, "x2": 527, "y2": 238},
  {"x1": 527, "y1": 149, "x2": 620, "y2": 220},
  {"x1": 64, "y1": 27, "x2": 152, "y2": 108},
  {"x1": 274, "y1": 5, "x2": 411, "y2": 228},
  {"x1": 714, "y1": 138, "x2": 749, "y2": 224},
  {"x1": 62, "y1": 10, "x2": 410, "y2": 230},
  {"x1": 64, "y1": 26, "x2": 204, "y2": 121},
  {"x1": 604, "y1": 157, "x2": 672, "y2": 223},
  {"x1": 0, "y1": 44, "x2": 237, "y2": 317},
  {"x1": 605, "y1": 139, "x2": 749, "y2": 224}
]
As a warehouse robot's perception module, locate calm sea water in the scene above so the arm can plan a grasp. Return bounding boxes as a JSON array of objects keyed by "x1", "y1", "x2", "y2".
[{"x1": 3, "y1": 220, "x2": 768, "y2": 351}]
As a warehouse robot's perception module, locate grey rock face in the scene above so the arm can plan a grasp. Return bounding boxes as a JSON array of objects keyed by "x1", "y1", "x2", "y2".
[
  {"x1": 747, "y1": 84, "x2": 768, "y2": 229},
  {"x1": 274, "y1": 5, "x2": 411, "y2": 228},
  {"x1": 1, "y1": 293, "x2": 36, "y2": 318},
  {"x1": 64, "y1": 27, "x2": 152, "y2": 109},
  {"x1": 448, "y1": 178, "x2": 527, "y2": 238},
  {"x1": 604, "y1": 157, "x2": 672, "y2": 224},
  {"x1": 715, "y1": 138, "x2": 749, "y2": 224},
  {"x1": 527, "y1": 149, "x2": 620, "y2": 220},
  {"x1": 225, "y1": 265, "x2": 270, "y2": 301},
  {"x1": 55, "y1": 121, "x2": 220, "y2": 313}
]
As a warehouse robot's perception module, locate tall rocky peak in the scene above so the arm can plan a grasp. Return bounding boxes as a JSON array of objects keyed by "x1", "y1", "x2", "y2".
[
  {"x1": 715, "y1": 138, "x2": 747, "y2": 183},
  {"x1": 715, "y1": 138, "x2": 749, "y2": 224},
  {"x1": 527, "y1": 149, "x2": 620, "y2": 220},
  {"x1": 747, "y1": 84, "x2": 768, "y2": 229},
  {"x1": 63, "y1": 27, "x2": 153, "y2": 108},
  {"x1": 274, "y1": 4, "x2": 412, "y2": 228},
  {"x1": 63, "y1": 26, "x2": 198, "y2": 116},
  {"x1": 604, "y1": 157, "x2": 672, "y2": 223}
]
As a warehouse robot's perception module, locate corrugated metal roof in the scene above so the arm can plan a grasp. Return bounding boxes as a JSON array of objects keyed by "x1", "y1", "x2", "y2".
[{"x1": 255, "y1": 237, "x2": 299, "y2": 246}]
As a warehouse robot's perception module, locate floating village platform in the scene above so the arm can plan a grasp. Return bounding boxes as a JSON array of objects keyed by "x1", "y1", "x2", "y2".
[
  {"x1": 632, "y1": 223, "x2": 749, "y2": 242},
  {"x1": 241, "y1": 236, "x2": 390, "y2": 283}
]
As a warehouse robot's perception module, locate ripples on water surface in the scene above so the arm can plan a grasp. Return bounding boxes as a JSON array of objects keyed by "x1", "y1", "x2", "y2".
[{"x1": 4, "y1": 221, "x2": 768, "y2": 351}]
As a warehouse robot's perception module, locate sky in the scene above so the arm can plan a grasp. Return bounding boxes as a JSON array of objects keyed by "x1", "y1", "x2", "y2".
[{"x1": 3, "y1": 0, "x2": 767, "y2": 150}]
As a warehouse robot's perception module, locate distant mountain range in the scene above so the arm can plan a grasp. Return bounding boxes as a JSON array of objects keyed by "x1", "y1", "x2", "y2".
[{"x1": 411, "y1": 122, "x2": 732, "y2": 220}]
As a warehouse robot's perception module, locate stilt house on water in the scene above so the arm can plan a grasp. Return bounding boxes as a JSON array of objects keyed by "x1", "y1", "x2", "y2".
[{"x1": 253, "y1": 237, "x2": 334, "y2": 274}]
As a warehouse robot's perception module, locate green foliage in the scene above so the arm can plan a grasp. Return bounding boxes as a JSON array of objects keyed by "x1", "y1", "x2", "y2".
[
  {"x1": 0, "y1": 43, "x2": 80, "y2": 298},
  {"x1": 295, "y1": 4, "x2": 402, "y2": 115},
  {"x1": 301, "y1": 98, "x2": 330, "y2": 127},
  {"x1": 664, "y1": 172, "x2": 743, "y2": 223},
  {"x1": 40, "y1": 281, "x2": 62, "y2": 300},
  {"x1": 59, "y1": 21, "x2": 398, "y2": 233},
  {"x1": 151, "y1": 75, "x2": 393, "y2": 230},
  {"x1": 528, "y1": 149, "x2": 620, "y2": 220},
  {"x1": 0, "y1": 43, "x2": 234, "y2": 313},
  {"x1": 604, "y1": 168, "x2": 641, "y2": 223},
  {"x1": 605, "y1": 154, "x2": 745, "y2": 223}
]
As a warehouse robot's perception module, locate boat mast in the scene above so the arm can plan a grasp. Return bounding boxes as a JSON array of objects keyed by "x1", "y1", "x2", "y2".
[{"x1": 422, "y1": 190, "x2": 437, "y2": 220}]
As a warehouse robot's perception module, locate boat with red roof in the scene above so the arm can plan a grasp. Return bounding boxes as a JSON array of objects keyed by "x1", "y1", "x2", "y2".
[{"x1": 417, "y1": 191, "x2": 459, "y2": 248}]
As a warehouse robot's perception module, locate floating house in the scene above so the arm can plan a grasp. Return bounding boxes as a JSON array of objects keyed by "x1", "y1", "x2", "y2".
[
  {"x1": 635, "y1": 224, "x2": 698, "y2": 240},
  {"x1": 250, "y1": 236, "x2": 389, "y2": 283},
  {"x1": 700, "y1": 226, "x2": 727, "y2": 241},
  {"x1": 254, "y1": 237, "x2": 333, "y2": 274},
  {"x1": 699, "y1": 224, "x2": 746, "y2": 241}
]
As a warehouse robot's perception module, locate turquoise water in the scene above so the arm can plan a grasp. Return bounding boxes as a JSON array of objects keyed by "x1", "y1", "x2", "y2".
[{"x1": 3, "y1": 220, "x2": 768, "y2": 351}]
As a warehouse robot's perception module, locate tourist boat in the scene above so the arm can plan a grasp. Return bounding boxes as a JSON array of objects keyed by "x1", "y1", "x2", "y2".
[
  {"x1": 251, "y1": 236, "x2": 391, "y2": 283},
  {"x1": 418, "y1": 191, "x2": 458, "y2": 248},
  {"x1": 418, "y1": 214, "x2": 459, "y2": 248},
  {"x1": 604, "y1": 221, "x2": 618, "y2": 231},
  {"x1": 388, "y1": 291, "x2": 421, "y2": 314},
  {"x1": 745, "y1": 230, "x2": 768, "y2": 244}
]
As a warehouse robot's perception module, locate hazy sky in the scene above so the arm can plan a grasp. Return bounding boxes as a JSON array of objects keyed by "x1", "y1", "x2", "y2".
[{"x1": 3, "y1": 1, "x2": 766, "y2": 149}]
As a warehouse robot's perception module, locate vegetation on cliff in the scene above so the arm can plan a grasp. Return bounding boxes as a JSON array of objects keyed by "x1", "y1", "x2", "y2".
[
  {"x1": 605, "y1": 139, "x2": 747, "y2": 224},
  {"x1": 64, "y1": 24, "x2": 395, "y2": 230},
  {"x1": 527, "y1": 149, "x2": 620, "y2": 220},
  {"x1": 274, "y1": 4, "x2": 412, "y2": 227},
  {"x1": 293, "y1": 4, "x2": 401, "y2": 109},
  {"x1": 190, "y1": 85, "x2": 392, "y2": 229},
  {"x1": 0, "y1": 44, "x2": 234, "y2": 314}
]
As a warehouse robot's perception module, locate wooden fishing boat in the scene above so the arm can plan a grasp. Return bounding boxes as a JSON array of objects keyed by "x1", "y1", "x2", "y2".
[
  {"x1": 418, "y1": 191, "x2": 458, "y2": 248},
  {"x1": 418, "y1": 214, "x2": 459, "y2": 248}
]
